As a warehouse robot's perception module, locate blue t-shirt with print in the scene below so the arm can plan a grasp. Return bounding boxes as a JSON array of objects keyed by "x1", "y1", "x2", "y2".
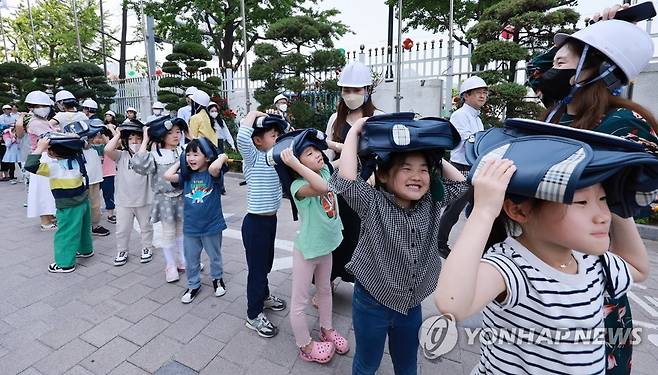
[{"x1": 181, "y1": 169, "x2": 227, "y2": 236}]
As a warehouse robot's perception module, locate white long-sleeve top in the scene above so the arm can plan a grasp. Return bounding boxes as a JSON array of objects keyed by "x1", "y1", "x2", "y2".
[
  {"x1": 214, "y1": 119, "x2": 235, "y2": 149},
  {"x1": 449, "y1": 103, "x2": 484, "y2": 165}
]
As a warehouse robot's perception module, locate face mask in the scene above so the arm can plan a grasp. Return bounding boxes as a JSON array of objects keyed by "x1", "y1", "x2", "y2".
[
  {"x1": 277, "y1": 104, "x2": 288, "y2": 112},
  {"x1": 129, "y1": 144, "x2": 141, "y2": 153},
  {"x1": 209, "y1": 111, "x2": 218, "y2": 119},
  {"x1": 153, "y1": 109, "x2": 162, "y2": 116},
  {"x1": 342, "y1": 93, "x2": 366, "y2": 110},
  {"x1": 33, "y1": 107, "x2": 50, "y2": 118},
  {"x1": 537, "y1": 68, "x2": 577, "y2": 106}
]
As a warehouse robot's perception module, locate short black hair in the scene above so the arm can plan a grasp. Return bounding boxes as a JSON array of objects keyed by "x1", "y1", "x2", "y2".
[
  {"x1": 185, "y1": 138, "x2": 207, "y2": 157},
  {"x1": 252, "y1": 126, "x2": 280, "y2": 139},
  {"x1": 49, "y1": 144, "x2": 80, "y2": 159}
]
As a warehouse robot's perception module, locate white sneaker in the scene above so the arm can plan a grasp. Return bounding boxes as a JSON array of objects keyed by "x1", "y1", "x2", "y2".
[
  {"x1": 213, "y1": 278, "x2": 226, "y2": 297},
  {"x1": 140, "y1": 248, "x2": 153, "y2": 263},
  {"x1": 113, "y1": 251, "x2": 128, "y2": 266}
]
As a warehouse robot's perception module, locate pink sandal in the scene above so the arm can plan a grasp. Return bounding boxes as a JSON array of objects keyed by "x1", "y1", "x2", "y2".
[
  {"x1": 298, "y1": 341, "x2": 335, "y2": 364},
  {"x1": 320, "y1": 328, "x2": 350, "y2": 355}
]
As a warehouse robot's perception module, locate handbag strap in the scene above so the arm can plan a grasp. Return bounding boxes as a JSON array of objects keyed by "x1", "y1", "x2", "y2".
[{"x1": 599, "y1": 254, "x2": 616, "y2": 298}]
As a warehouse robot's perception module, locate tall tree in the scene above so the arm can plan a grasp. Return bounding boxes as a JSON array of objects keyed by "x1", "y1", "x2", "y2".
[
  {"x1": 395, "y1": 0, "x2": 504, "y2": 49},
  {"x1": 6, "y1": 0, "x2": 113, "y2": 66},
  {"x1": 143, "y1": 0, "x2": 312, "y2": 71}
]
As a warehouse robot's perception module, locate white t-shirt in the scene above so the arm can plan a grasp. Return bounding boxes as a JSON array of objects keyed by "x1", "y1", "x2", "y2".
[
  {"x1": 474, "y1": 237, "x2": 633, "y2": 375},
  {"x1": 82, "y1": 148, "x2": 103, "y2": 185},
  {"x1": 449, "y1": 104, "x2": 484, "y2": 165},
  {"x1": 114, "y1": 150, "x2": 153, "y2": 207},
  {"x1": 53, "y1": 111, "x2": 88, "y2": 128},
  {"x1": 176, "y1": 106, "x2": 192, "y2": 124}
]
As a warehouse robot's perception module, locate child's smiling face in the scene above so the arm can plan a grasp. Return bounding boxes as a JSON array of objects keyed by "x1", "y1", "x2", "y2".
[
  {"x1": 186, "y1": 150, "x2": 208, "y2": 171},
  {"x1": 378, "y1": 153, "x2": 430, "y2": 208}
]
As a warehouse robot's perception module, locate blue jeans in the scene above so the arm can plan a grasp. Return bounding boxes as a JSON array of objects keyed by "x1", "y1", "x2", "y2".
[
  {"x1": 352, "y1": 282, "x2": 421, "y2": 375},
  {"x1": 183, "y1": 232, "x2": 223, "y2": 289}
]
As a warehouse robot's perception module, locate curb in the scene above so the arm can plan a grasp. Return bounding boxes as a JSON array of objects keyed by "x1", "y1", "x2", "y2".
[{"x1": 637, "y1": 224, "x2": 658, "y2": 241}]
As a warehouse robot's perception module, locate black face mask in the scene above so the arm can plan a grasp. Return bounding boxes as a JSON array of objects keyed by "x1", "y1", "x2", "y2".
[{"x1": 537, "y1": 68, "x2": 576, "y2": 107}]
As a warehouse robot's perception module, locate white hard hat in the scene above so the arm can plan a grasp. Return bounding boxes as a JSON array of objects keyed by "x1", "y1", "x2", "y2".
[
  {"x1": 273, "y1": 94, "x2": 288, "y2": 104},
  {"x1": 81, "y1": 98, "x2": 98, "y2": 109},
  {"x1": 152, "y1": 101, "x2": 165, "y2": 109},
  {"x1": 191, "y1": 90, "x2": 210, "y2": 107},
  {"x1": 459, "y1": 76, "x2": 488, "y2": 95},
  {"x1": 25, "y1": 91, "x2": 52, "y2": 106},
  {"x1": 554, "y1": 20, "x2": 653, "y2": 83},
  {"x1": 2, "y1": 104, "x2": 11, "y2": 110},
  {"x1": 54, "y1": 90, "x2": 75, "y2": 102},
  {"x1": 126, "y1": 106, "x2": 137, "y2": 113},
  {"x1": 105, "y1": 110, "x2": 116, "y2": 117},
  {"x1": 337, "y1": 61, "x2": 373, "y2": 88},
  {"x1": 185, "y1": 86, "x2": 198, "y2": 97}
]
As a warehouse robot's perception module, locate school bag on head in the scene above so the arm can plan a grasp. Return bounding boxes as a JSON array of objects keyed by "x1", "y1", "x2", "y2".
[
  {"x1": 252, "y1": 114, "x2": 290, "y2": 135},
  {"x1": 466, "y1": 118, "x2": 658, "y2": 218},
  {"x1": 63, "y1": 120, "x2": 103, "y2": 140},
  {"x1": 118, "y1": 119, "x2": 144, "y2": 134},
  {"x1": 358, "y1": 112, "x2": 462, "y2": 201},
  {"x1": 41, "y1": 131, "x2": 89, "y2": 187},
  {"x1": 266, "y1": 128, "x2": 332, "y2": 221},
  {"x1": 146, "y1": 115, "x2": 178, "y2": 156},
  {"x1": 179, "y1": 136, "x2": 222, "y2": 181}
]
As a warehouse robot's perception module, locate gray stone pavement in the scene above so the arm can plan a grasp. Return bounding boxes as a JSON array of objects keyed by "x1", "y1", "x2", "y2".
[{"x1": 1, "y1": 174, "x2": 658, "y2": 374}]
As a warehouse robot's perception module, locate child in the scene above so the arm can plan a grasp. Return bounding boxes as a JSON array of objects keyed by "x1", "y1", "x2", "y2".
[
  {"x1": 436, "y1": 139, "x2": 650, "y2": 374},
  {"x1": 330, "y1": 116, "x2": 467, "y2": 374},
  {"x1": 237, "y1": 111, "x2": 288, "y2": 338},
  {"x1": 278, "y1": 132, "x2": 348, "y2": 363},
  {"x1": 133, "y1": 117, "x2": 187, "y2": 282},
  {"x1": 2, "y1": 125, "x2": 22, "y2": 184},
  {"x1": 104, "y1": 120, "x2": 155, "y2": 266},
  {"x1": 95, "y1": 125, "x2": 117, "y2": 224},
  {"x1": 25, "y1": 134, "x2": 93, "y2": 272},
  {"x1": 163, "y1": 137, "x2": 228, "y2": 303}
]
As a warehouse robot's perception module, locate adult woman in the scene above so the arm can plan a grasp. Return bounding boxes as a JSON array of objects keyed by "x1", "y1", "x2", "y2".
[
  {"x1": 188, "y1": 90, "x2": 217, "y2": 146},
  {"x1": 324, "y1": 61, "x2": 383, "y2": 288}
]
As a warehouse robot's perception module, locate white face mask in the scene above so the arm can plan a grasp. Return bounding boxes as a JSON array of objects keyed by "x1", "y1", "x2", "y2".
[
  {"x1": 277, "y1": 103, "x2": 288, "y2": 113},
  {"x1": 129, "y1": 144, "x2": 141, "y2": 153},
  {"x1": 33, "y1": 107, "x2": 50, "y2": 118},
  {"x1": 342, "y1": 93, "x2": 365, "y2": 110},
  {"x1": 209, "y1": 111, "x2": 218, "y2": 119}
]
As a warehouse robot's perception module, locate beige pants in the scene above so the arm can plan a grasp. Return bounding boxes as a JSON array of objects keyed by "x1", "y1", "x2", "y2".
[
  {"x1": 89, "y1": 183, "x2": 101, "y2": 226},
  {"x1": 115, "y1": 205, "x2": 153, "y2": 253}
]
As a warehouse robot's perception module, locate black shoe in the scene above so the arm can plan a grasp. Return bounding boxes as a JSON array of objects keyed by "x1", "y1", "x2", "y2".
[
  {"x1": 263, "y1": 295, "x2": 286, "y2": 311},
  {"x1": 181, "y1": 287, "x2": 201, "y2": 304},
  {"x1": 107, "y1": 215, "x2": 116, "y2": 224},
  {"x1": 76, "y1": 250, "x2": 94, "y2": 258},
  {"x1": 213, "y1": 278, "x2": 226, "y2": 297},
  {"x1": 48, "y1": 263, "x2": 75, "y2": 273},
  {"x1": 92, "y1": 225, "x2": 111, "y2": 237}
]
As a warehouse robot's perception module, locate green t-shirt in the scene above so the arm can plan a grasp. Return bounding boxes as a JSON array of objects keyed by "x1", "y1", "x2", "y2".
[
  {"x1": 560, "y1": 108, "x2": 658, "y2": 142},
  {"x1": 290, "y1": 165, "x2": 343, "y2": 260}
]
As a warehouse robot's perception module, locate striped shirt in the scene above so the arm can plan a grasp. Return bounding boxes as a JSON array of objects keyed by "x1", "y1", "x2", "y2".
[
  {"x1": 330, "y1": 173, "x2": 468, "y2": 314},
  {"x1": 237, "y1": 127, "x2": 281, "y2": 214},
  {"x1": 25, "y1": 153, "x2": 88, "y2": 209},
  {"x1": 475, "y1": 237, "x2": 633, "y2": 375}
]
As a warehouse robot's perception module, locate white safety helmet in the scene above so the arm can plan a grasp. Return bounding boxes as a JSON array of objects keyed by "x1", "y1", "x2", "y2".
[
  {"x1": 54, "y1": 90, "x2": 75, "y2": 102},
  {"x1": 185, "y1": 86, "x2": 198, "y2": 97},
  {"x1": 81, "y1": 98, "x2": 98, "y2": 109},
  {"x1": 273, "y1": 94, "x2": 288, "y2": 105},
  {"x1": 2, "y1": 104, "x2": 11, "y2": 110},
  {"x1": 25, "y1": 91, "x2": 52, "y2": 106},
  {"x1": 554, "y1": 20, "x2": 654, "y2": 83},
  {"x1": 152, "y1": 101, "x2": 165, "y2": 110},
  {"x1": 191, "y1": 90, "x2": 210, "y2": 107},
  {"x1": 459, "y1": 76, "x2": 488, "y2": 95},
  {"x1": 126, "y1": 106, "x2": 137, "y2": 113},
  {"x1": 337, "y1": 61, "x2": 373, "y2": 88},
  {"x1": 105, "y1": 110, "x2": 116, "y2": 117}
]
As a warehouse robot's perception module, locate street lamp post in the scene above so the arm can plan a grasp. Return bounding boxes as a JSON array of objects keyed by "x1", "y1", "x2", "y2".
[
  {"x1": 139, "y1": 0, "x2": 153, "y2": 102},
  {"x1": 72, "y1": 0, "x2": 83, "y2": 61},
  {"x1": 239, "y1": 0, "x2": 251, "y2": 112},
  {"x1": 394, "y1": 0, "x2": 403, "y2": 112},
  {"x1": 444, "y1": 0, "x2": 455, "y2": 116},
  {"x1": 99, "y1": 0, "x2": 107, "y2": 75},
  {"x1": 26, "y1": 0, "x2": 40, "y2": 66}
]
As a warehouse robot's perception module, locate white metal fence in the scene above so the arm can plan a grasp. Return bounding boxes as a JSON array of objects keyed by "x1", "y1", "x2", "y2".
[{"x1": 108, "y1": 19, "x2": 658, "y2": 117}]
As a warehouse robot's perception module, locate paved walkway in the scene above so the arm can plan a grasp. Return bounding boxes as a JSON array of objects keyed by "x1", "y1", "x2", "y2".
[{"x1": 1, "y1": 175, "x2": 657, "y2": 374}]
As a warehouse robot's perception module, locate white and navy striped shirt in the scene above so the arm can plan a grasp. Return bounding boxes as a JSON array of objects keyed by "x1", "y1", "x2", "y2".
[
  {"x1": 475, "y1": 237, "x2": 633, "y2": 375},
  {"x1": 237, "y1": 127, "x2": 282, "y2": 214}
]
